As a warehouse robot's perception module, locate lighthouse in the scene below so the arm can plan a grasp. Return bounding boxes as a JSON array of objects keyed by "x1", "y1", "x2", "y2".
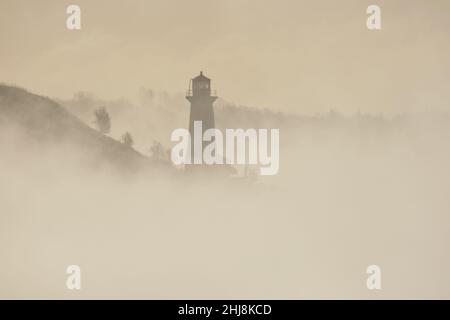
[{"x1": 186, "y1": 71, "x2": 217, "y2": 158}]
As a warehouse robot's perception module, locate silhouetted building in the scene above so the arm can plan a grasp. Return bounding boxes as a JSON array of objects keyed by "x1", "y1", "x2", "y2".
[
  {"x1": 184, "y1": 72, "x2": 236, "y2": 177},
  {"x1": 186, "y1": 71, "x2": 217, "y2": 155}
]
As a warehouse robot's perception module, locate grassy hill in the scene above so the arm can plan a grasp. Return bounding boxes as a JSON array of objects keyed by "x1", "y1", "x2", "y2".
[{"x1": 0, "y1": 84, "x2": 158, "y2": 172}]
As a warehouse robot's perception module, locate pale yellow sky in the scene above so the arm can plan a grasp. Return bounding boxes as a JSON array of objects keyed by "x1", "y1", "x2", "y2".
[{"x1": 1, "y1": 0, "x2": 450, "y2": 114}]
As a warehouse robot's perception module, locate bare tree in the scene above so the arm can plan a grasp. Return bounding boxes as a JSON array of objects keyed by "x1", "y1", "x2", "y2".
[
  {"x1": 121, "y1": 132, "x2": 134, "y2": 148},
  {"x1": 149, "y1": 140, "x2": 168, "y2": 161},
  {"x1": 93, "y1": 107, "x2": 111, "y2": 134}
]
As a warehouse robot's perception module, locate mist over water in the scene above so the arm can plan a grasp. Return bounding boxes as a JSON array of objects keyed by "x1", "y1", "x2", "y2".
[{"x1": 1, "y1": 89, "x2": 449, "y2": 298}]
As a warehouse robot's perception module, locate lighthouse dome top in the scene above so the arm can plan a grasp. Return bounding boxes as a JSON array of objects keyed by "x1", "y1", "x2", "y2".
[
  {"x1": 186, "y1": 71, "x2": 217, "y2": 98},
  {"x1": 193, "y1": 71, "x2": 210, "y2": 81}
]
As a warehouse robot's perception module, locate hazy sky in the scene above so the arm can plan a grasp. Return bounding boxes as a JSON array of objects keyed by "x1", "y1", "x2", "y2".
[{"x1": 1, "y1": 0, "x2": 450, "y2": 114}]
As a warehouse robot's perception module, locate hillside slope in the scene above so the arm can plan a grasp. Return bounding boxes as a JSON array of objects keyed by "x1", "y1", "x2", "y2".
[{"x1": 0, "y1": 84, "x2": 153, "y2": 172}]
